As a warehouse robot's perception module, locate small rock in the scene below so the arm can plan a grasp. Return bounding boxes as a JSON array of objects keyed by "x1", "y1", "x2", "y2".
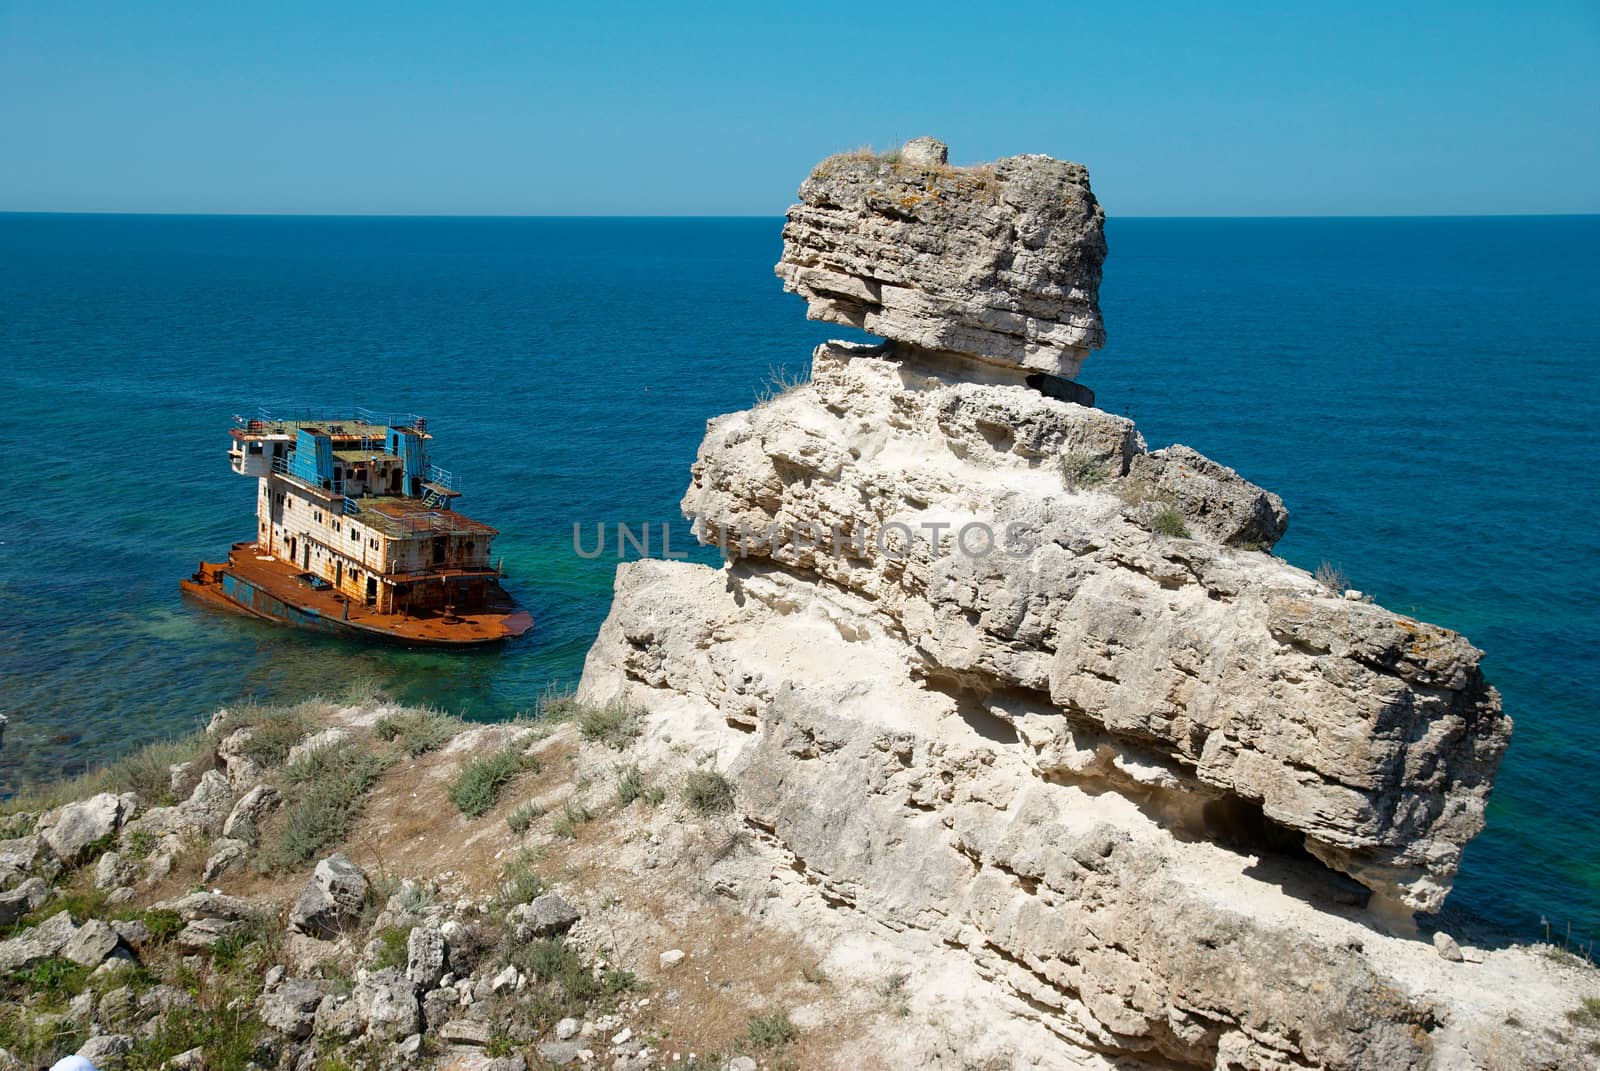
[
  {"x1": 153, "y1": 890, "x2": 261, "y2": 922},
  {"x1": 110, "y1": 919, "x2": 151, "y2": 949},
  {"x1": 176, "y1": 917, "x2": 245, "y2": 950},
  {"x1": 314, "y1": 994, "x2": 362, "y2": 1041},
  {"x1": 352, "y1": 967, "x2": 420, "y2": 1039},
  {"x1": 202, "y1": 839, "x2": 248, "y2": 881},
  {"x1": 78, "y1": 1033, "x2": 135, "y2": 1064},
  {"x1": 0, "y1": 877, "x2": 49, "y2": 928},
  {"x1": 900, "y1": 136, "x2": 949, "y2": 166},
  {"x1": 489, "y1": 964, "x2": 520, "y2": 993},
  {"x1": 168, "y1": 760, "x2": 201, "y2": 799},
  {"x1": 286, "y1": 728, "x2": 350, "y2": 765},
  {"x1": 216, "y1": 727, "x2": 265, "y2": 790},
  {"x1": 396, "y1": 1033, "x2": 423, "y2": 1059},
  {"x1": 440, "y1": 1019, "x2": 494, "y2": 1045},
  {"x1": 41, "y1": 793, "x2": 127, "y2": 864},
  {"x1": 658, "y1": 949, "x2": 686, "y2": 970},
  {"x1": 221, "y1": 785, "x2": 280, "y2": 844},
  {"x1": 290, "y1": 853, "x2": 368, "y2": 938},
  {"x1": 725, "y1": 1058, "x2": 757, "y2": 1071},
  {"x1": 63, "y1": 920, "x2": 122, "y2": 968},
  {"x1": 177, "y1": 770, "x2": 235, "y2": 837},
  {"x1": 166, "y1": 1045, "x2": 204, "y2": 1070},
  {"x1": 264, "y1": 965, "x2": 285, "y2": 989},
  {"x1": 610, "y1": 1027, "x2": 632, "y2": 1046},
  {"x1": 508, "y1": 893, "x2": 580, "y2": 939},
  {"x1": 406, "y1": 926, "x2": 448, "y2": 989},
  {"x1": 535, "y1": 1041, "x2": 584, "y2": 1067},
  {"x1": 421, "y1": 987, "x2": 457, "y2": 1030},
  {"x1": 1433, "y1": 931, "x2": 1465, "y2": 962},
  {"x1": 0, "y1": 910, "x2": 80, "y2": 971},
  {"x1": 555, "y1": 1017, "x2": 580, "y2": 1041},
  {"x1": 93, "y1": 851, "x2": 138, "y2": 892},
  {"x1": 261, "y1": 978, "x2": 323, "y2": 1039}
]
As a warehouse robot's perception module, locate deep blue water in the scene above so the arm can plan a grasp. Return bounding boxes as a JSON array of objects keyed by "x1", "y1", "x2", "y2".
[{"x1": 1, "y1": 213, "x2": 1595, "y2": 942}]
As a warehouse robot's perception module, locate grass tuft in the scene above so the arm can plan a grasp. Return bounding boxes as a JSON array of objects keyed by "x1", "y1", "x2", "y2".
[
  {"x1": 681, "y1": 769, "x2": 735, "y2": 816},
  {"x1": 1152, "y1": 506, "x2": 1191, "y2": 539},
  {"x1": 506, "y1": 800, "x2": 544, "y2": 833},
  {"x1": 1568, "y1": 996, "x2": 1600, "y2": 1029},
  {"x1": 372, "y1": 709, "x2": 458, "y2": 757},
  {"x1": 755, "y1": 364, "x2": 811, "y2": 406},
  {"x1": 746, "y1": 1008, "x2": 799, "y2": 1050},
  {"x1": 1315, "y1": 560, "x2": 1349, "y2": 594},
  {"x1": 495, "y1": 850, "x2": 548, "y2": 908},
  {"x1": 262, "y1": 741, "x2": 388, "y2": 870},
  {"x1": 1058, "y1": 450, "x2": 1109, "y2": 491},
  {"x1": 449, "y1": 742, "x2": 537, "y2": 818},
  {"x1": 576, "y1": 703, "x2": 642, "y2": 749}
]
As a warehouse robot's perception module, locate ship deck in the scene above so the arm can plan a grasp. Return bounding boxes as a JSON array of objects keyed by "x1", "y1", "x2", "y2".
[{"x1": 182, "y1": 543, "x2": 532, "y2": 646}]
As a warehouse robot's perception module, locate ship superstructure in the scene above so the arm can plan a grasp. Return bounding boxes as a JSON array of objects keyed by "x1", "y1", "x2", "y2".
[{"x1": 181, "y1": 409, "x2": 532, "y2": 645}]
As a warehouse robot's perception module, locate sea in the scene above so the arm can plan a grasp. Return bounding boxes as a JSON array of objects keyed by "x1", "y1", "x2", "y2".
[{"x1": 1, "y1": 212, "x2": 1595, "y2": 944}]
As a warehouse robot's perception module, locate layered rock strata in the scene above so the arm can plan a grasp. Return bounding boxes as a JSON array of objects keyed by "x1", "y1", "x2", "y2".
[
  {"x1": 577, "y1": 140, "x2": 1528, "y2": 1067},
  {"x1": 776, "y1": 139, "x2": 1106, "y2": 377}
]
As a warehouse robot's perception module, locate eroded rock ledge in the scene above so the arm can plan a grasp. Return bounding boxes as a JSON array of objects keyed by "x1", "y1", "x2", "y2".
[
  {"x1": 679, "y1": 338, "x2": 1505, "y2": 917},
  {"x1": 776, "y1": 139, "x2": 1107, "y2": 377}
]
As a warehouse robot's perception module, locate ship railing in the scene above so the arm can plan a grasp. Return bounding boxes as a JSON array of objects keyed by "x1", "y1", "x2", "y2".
[
  {"x1": 423, "y1": 463, "x2": 459, "y2": 492},
  {"x1": 399, "y1": 511, "x2": 451, "y2": 533},
  {"x1": 236, "y1": 406, "x2": 426, "y2": 432}
]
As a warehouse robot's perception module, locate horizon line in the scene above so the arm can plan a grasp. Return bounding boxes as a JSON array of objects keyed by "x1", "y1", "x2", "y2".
[{"x1": 2, "y1": 210, "x2": 1597, "y2": 222}]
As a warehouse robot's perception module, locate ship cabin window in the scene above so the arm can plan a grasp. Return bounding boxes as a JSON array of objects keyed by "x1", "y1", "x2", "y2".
[
  {"x1": 313, "y1": 509, "x2": 322, "y2": 522},
  {"x1": 350, "y1": 528, "x2": 359, "y2": 542},
  {"x1": 247, "y1": 442, "x2": 263, "y2": 455},
  {"x1": 369, "y1": 538, "x2": 378, "y2": 549}
]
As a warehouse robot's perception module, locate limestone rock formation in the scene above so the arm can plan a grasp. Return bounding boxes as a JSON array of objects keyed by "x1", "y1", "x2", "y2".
[
  {"x1": 576, "y1": 142, "x2": 1531, "y2": 1066},
  {"x1": 776, "y1": 140, "x2": 1106, "y2": 377}
]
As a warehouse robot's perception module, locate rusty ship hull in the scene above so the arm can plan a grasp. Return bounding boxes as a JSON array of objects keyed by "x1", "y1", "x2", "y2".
[{"x1": 183, "y1": 544, "x2": 533, "y2": 648}]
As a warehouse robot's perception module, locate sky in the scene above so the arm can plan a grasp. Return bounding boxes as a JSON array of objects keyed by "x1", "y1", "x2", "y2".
[{"x1": 1, "y1": 1, "x2": 1596, "y2": 216}]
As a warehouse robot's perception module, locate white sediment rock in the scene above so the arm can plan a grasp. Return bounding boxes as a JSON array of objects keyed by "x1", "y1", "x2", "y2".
[{"x1": 568, "y1": 142, "x2": 1572, "y2": 1069}]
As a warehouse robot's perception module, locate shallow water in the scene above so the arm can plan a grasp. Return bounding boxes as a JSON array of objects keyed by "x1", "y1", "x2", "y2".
[{"x1": 1, "y1": 212, "x2": 1595, "y2": 939}]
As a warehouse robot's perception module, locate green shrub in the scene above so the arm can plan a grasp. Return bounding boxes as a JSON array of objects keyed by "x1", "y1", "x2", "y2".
[
  {"x1": 507, "y1": 937, "x2": 638, "y2": 1022},
  {"x1": 449, "y1": 743, "x2": 535, "y2": 818},
  {"x1": 237, "y1": 712, "x2": 310, "y2": 768},
  {"x1": 1569, "y1": 996, "x2": 1600, "y2": 1028},
  {"x1": 8, "y1": 957, "x2": 90, "y2": 1003},
  {"x1": 142, "y1": 909, "x2": 184, "y2": 944},
  {"x1": 577, "y1": 703, "x2": 641, "y2": 749},
  {"x1": 746, "y1": 1009, "x2": 798, "y2": 1049},
  {"x1": 373, "y1": 710, "x2": 458, "y2": 757},
  {"x1": 1058, "y1": 450, "x2": 1109, "y2": 491},
  {"x1": 372, "y1": 924, "x2": 414, "y2": 971},
  {"x1": 1152, "y1": 507, "x2": 1191, "y2": 539},
  {"x1": 263, "y1": 742, "x2": 388, "y2": 870},
  {"x1": 0, "y1": 1003, "x2": 87, "y2": 1068},
  {"x1": 616, "y1": 765, "x2": 644, "y2": 806},
  {"x1": 495, "y1": 850, "x2": 547, "y2": 908},
  {"x1": 552, "y1": 799, "x2": 592, "y2": 839},
  {"x1": 506, "y1": 801, "x2": 543, "y2": 833},
  {"x1": 681, "y1": 769, "x2": 734, "y2": 816}
]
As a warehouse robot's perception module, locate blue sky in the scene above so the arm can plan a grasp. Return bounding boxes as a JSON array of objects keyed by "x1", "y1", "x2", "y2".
[{"x1": 1, "y1": 1, "x2": 1596, "y2": 216}]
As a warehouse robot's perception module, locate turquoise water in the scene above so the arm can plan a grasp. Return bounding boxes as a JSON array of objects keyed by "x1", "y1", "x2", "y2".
[{"x1": 1, "y1": 213, "x2": 1595, "y2": 940}]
